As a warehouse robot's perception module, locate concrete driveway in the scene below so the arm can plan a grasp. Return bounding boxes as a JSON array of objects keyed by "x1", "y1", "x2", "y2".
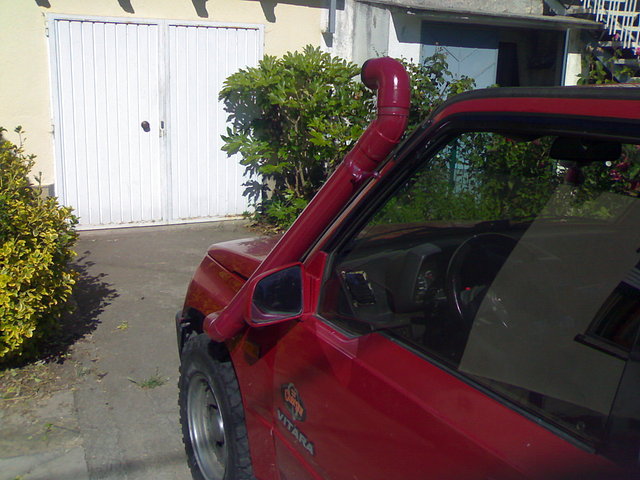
[{"x1": 0, "y1": 220, "x2": 252, "y2": 480}]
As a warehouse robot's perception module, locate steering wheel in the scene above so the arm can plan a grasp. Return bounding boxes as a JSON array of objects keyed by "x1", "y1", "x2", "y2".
[{"x1": 445, "y1": 233, "x2": 517, "y2": 326}]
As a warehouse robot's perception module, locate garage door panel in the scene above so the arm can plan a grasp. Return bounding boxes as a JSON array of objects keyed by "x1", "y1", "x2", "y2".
[
  {"x1": 51, "y1": 17, "x2": 262, "y2": 227},
  {"x1": 52, "y1": 19, "x2": 163, "y2": 227},
  {"x1": 168, "y1": 24, "x2": 261, "y2": 221}
]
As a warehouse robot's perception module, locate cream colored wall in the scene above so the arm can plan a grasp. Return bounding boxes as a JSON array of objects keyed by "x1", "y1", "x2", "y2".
[{"x1": 0, "y1": 0, "x2": 321, "y2": 190}]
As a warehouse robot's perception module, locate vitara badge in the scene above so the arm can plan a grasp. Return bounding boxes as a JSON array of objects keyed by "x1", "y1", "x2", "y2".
[{"x1": 282, "y1": 382, "x2": 306, "y2": 421}]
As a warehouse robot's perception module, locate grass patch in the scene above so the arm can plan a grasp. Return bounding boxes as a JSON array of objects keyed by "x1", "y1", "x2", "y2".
[{"x1": 128, "y1": 370, "x2": 167, "y2": 389}]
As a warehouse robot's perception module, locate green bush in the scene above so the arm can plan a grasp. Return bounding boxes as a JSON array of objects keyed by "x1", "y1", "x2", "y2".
[
  {"x1": 220, "y1": 46, "x2": 375, "y2": 227},
  {"x1": 0, "y1": 127, "x2": 77, "y2": 363},
  {"x1": 371, "y1": 134, "x2": 552, "y2": 226},
  {"x1": 577, "y1": 45, "x2": 636, "y2": 85},
  {"x1": 220, "y1": 47, "x2": 474, "y2": 230}
]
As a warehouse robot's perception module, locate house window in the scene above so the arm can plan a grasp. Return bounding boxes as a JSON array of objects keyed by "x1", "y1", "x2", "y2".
[
  {"x1": 420, "y1": 22, "x2": 500, "y2": 88},
  {"x1": 420, "y1": 22, "x2": 563, "y2": 87}
]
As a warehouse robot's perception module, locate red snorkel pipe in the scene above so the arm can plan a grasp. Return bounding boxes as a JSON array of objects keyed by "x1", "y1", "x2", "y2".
[
  {"x1": 204, "y1": 57, "x2": 410, "y2": 341},
  {"x1": 345, "y1": 57, "x2": 413, "y2": 182}
]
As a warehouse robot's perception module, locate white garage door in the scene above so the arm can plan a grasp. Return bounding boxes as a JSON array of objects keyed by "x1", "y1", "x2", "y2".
[{"x1": 49, "y1": 16, "x2": 262, "y2": 228}]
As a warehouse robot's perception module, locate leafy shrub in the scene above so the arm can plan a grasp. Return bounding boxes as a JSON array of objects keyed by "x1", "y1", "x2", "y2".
[
  {"x1": 371, "y1": 133, "x2": 551, "y2": 226},
  {"x1": 220, "y1": 47, "x2": 474, "y2": 230},
  {"x1": 0, "y1": 127, "x2": 77, "y2": 363},
  {"x1": 577, "y1": 48, "x2": 637, "y2": 85},
  {"x1": 262, "y1": 189, "x2": 310, "y2": 229},
  {"x1": 220, "y1": 46, "x2": 375, "y2": 227},
  {"x1": 373, "y1": 132, "x2": 640, "y2": 228}
]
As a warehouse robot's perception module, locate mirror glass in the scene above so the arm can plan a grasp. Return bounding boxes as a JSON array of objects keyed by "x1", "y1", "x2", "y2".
[{"x1": 252, "y1": 265, "x2": 302, "y2": 323}]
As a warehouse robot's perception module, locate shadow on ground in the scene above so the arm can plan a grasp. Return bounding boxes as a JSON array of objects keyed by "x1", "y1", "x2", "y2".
[
  {"x1": 0, "y1": 251, "x2": 117, "y2": 404},
  {"x1": 46, "y1": 251, "x2": 119, "y2": 362}
]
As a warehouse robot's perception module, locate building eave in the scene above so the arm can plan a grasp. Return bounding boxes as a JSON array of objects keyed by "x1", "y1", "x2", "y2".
[{"x1": 357, "y1": 0, "x2": 603, "y2": 31}]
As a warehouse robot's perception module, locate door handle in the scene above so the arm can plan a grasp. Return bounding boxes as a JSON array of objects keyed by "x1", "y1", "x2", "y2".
[{"x1": 141, "y1": 121, "x2": 150, "y2": 132}]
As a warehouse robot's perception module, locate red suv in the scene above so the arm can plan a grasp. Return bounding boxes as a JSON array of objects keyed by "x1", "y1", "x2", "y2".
[{"x1": 176, "y1": 58, "x2": 640, "y2": 480}]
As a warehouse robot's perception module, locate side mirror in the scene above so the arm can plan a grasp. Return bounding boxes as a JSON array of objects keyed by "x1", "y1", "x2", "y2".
[{"x1": 246, "y1": 263, "x2": 304, "y2": 326}]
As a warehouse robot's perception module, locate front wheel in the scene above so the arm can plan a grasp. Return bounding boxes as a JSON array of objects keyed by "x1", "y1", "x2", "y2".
[{"x1": 179, "y1": 333, "x2": 254, "y2": 480}]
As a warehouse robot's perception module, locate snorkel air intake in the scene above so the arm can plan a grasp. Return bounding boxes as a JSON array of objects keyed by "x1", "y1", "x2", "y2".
[{"x1": 205, "y1": 57, "x2": 410, "y2": 341}]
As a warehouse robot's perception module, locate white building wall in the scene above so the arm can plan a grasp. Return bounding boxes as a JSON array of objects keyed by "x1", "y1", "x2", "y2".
[
  {"x1": 322, "y1": 0, "x2": 356, "y2": 61},
  {"x1": 352, "y1": 2, "x2": 390, "y2": 66},
  {"x1": 324, "y1": 1, "x2": 421, "y2": 67},
  {"x1": 387, "y1": 13, "x2": 422, "y2": 62}
]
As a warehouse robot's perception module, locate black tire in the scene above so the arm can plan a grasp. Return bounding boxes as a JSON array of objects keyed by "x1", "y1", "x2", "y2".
[{"x1": 179, "y1": 333, "x2": 255, "y2": 480}]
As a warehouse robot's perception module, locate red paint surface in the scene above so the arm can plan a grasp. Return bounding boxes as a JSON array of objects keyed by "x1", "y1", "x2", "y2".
[
  {"x1": 182, "y1": 255, "x2": 244, "y2": 317},
  {"x1": 182, "y1": 78, "x2": 640, "y2": 479},
  {"x1": 432, "y1": 96, "x2": 640, "y2": 124},
  {"x1": 228, "y1": 311, "x2": 617, "y2": 480},
  {"x1": 208, "y1": 236, "x2": 280, "y2": 280}
]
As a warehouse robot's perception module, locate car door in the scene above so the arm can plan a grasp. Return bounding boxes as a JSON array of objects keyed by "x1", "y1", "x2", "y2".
[
  {"x1": 270, "y1": 314, "x2": 540, "y2": 480},
  {"x1": 268, "y1": 128, "x2": 640, "y2": 479}
]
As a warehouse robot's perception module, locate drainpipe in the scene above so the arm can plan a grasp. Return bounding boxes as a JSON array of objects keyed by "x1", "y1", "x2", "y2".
[
  {"x1": 328, "y1": 0, "x2": 337, "y2": 34},
  {"x1": 204, "y1": 57, "x2": 410, "y2": 342}
]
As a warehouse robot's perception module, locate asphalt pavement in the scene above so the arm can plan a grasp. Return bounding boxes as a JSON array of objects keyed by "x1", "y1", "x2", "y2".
[{"x1": 0, "y1": 220, "x2": 252, "y2": 480}]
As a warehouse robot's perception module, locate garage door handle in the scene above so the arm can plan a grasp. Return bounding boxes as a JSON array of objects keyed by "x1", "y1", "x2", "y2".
[{"x1": 141, "y1": 121, "x2": 150, "y2": 132}]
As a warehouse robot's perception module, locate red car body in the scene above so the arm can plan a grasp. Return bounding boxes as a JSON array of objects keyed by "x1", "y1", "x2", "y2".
[{"x1": 177, "y1": 58, "x2": 640, "y2": 480}]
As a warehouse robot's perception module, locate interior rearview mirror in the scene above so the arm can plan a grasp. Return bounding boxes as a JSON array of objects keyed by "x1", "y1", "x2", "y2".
[{"x1": 550, "y1": 137, "x2": 622, "y2": 163}]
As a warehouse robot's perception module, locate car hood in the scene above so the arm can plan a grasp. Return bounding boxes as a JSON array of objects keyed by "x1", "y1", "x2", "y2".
[{"x1": 207, "y1": 235, "x2": 281, "y2": 280}]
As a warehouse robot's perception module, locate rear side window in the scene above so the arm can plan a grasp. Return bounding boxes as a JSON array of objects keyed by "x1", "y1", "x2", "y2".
[{"x1": 320, "y1": 132, "x2": 640, "y2": 447}]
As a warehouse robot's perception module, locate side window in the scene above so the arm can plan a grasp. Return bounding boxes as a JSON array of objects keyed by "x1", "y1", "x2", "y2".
[{"x1": 320, "y1": 132, "x2": 640, "y2": 446}]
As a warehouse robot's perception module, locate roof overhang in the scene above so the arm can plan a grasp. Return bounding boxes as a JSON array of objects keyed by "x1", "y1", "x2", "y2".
[{"x1": 358, "y1": 0, "x2": 602, "y2": 31}]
